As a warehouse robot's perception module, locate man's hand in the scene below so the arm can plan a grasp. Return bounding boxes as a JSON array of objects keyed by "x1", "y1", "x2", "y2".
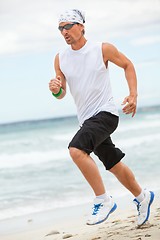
[
  {"x1": 122, "y1": 95, "x2": 137, "y2": 117},
  {"x1": 49, "y1": 76, "x2": 62, "y2": 94}
]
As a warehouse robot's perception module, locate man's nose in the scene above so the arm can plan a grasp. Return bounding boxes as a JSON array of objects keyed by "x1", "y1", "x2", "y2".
[{"x1": 61, "y1": 28, "x2": 68, "y2": 35}]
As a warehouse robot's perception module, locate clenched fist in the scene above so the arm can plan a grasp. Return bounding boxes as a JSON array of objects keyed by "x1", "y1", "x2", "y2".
[{"x1": 49, "y1": 76, "x2": 62, "y2": 94}]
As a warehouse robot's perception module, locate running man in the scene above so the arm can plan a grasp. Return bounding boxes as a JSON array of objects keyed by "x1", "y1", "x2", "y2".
[{"x1": 49, "y1": 9, "x2": 154, "y2": 226}]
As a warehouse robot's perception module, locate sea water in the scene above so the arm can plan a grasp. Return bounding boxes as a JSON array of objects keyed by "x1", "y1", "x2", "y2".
[{"x1": 0, "y1": 106, "x2": 160, "y2": 221}]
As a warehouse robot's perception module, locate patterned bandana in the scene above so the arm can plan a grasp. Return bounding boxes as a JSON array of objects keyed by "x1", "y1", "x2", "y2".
[{"x1": 58, "y1": 9, "x2": 85, "y2": 24}]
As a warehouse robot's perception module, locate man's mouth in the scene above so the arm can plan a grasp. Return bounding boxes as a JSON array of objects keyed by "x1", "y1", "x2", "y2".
[{"x1": 65, "y1": 35, "x2": 70, "y2": 41}]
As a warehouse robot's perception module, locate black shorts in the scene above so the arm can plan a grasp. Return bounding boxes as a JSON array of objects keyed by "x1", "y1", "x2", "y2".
[{"x1": 68, "y1": 111, "x2": 125, "y2": 170}]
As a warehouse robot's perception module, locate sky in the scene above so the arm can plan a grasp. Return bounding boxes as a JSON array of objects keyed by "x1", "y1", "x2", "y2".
[{"x1": 0, "y1": 0, "x2": 160, "y2": 124}]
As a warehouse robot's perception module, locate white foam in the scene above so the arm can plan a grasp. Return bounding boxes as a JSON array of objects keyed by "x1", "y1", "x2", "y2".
[
  {"x1": 50, "y1": 132, "x2": 75, "y2": 141},
  {"x1": 116, "y1": 132, "x2": 160, "y2": 148},
  {"x1": 118, "y1": 119, "x2": 160, "y2": 133},
  {"x1": 0, "y1": 149, "x2": 69, "y2": 168},
  {"x1": 145, "y1": 113, "x2": 160, "y2": 120},
  {"x1": 0, "y1": 195, "x2": 91, "y2": 221}
]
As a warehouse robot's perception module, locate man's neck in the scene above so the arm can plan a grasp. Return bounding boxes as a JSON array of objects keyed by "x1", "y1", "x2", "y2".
[{"x1": 71, "y1": 37, "x2": 87, "y2": 50}]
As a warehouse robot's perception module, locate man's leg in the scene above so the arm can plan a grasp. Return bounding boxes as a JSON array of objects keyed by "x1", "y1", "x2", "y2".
[
  {"x1": 69, "y1": 147, "x2": 105, "y2": 196},
  {"x1": 69, "y1": 147, "x2": 117, "y2": 225},
  {"x1": 109, "y1": 161, "x2": 142, "y2": 197},
  {"x1": 109, "y1": 161, "x2": 154, "y2": 226}
]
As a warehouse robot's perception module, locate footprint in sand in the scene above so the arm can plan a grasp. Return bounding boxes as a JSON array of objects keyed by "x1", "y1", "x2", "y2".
[
  {"x1": 130, "y1": 235, "x2": 143, "y2": 239},
  {"x1": 62, "y1": 233, "x2": 74, "y2": 239},
  {"x1": 111, "y1": 219, "x2": 121, "y2": 223},
  {"x1": 127, "y1": 215, "x2": 136, "y2": 219},
  {"x1": 145, "y1": 234, "x2": 151, "y2": 237},
  {"x1": 91, "y1": 237, "x2": 101, "y2": 240},
  {"x1": 45, "y1": 230, "x2": 60, "y2": 236},
  {"x1": 118, "y1": 225, "x2": 129, "y2": 229},
  {"x1": 137, "y1": 222, "x2": 154, "y2": 229}
]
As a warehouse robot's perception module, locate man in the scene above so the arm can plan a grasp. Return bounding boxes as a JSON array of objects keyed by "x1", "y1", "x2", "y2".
[{"x1": 49, "y1": 9, "x2": 154, "y2": 226}]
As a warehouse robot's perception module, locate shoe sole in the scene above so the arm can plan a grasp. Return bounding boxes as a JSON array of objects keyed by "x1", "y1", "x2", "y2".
[
  {"x1": 87, "y1": 203, "x2": 117, "y2": 225},
  {"x1": 139, "y1": 191, "x2": 154, "y2": 226}
]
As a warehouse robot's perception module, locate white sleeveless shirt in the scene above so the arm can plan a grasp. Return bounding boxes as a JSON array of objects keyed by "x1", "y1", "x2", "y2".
[{"x1": 59, "y1": 41, "x2": 119, "y2": 126}]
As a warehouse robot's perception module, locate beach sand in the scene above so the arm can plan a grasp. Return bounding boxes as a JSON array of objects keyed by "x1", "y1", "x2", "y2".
[{"x1": 1, "y1": 193, "x2": 160, "y2": 240}]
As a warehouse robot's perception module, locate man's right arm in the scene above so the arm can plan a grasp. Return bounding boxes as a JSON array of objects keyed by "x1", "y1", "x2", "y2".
[{"x1": 49, "y1": 54, "x2": 66, "y2": 99}]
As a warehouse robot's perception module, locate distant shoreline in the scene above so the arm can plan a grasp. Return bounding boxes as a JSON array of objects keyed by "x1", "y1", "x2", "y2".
[{"x1": 1, "y1": 104, "x2": 160, "y2": 127}]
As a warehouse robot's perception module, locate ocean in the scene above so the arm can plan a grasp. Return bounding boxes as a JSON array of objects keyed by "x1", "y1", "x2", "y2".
[{"x1": 0, "y1": 106, "x2": 160, "y2": 221}]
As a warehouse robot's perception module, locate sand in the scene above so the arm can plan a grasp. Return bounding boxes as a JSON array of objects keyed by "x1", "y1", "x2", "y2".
[{"x1": 1, "y1": 193, "x2": 160, "y2": 240}]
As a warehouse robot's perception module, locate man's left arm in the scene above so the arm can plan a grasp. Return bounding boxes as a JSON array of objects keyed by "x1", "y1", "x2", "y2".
[{"x1": 102, "y1": 43, "x2": 138, "y2": 117}]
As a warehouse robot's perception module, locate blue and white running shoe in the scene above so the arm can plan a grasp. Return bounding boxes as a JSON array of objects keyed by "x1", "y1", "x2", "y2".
[
  {"x1": 86, "y1": 196, "x2": 117, "y2": 225},
  {"x1": 133, "y1": 190, "x2": 154, "y2": 226}
]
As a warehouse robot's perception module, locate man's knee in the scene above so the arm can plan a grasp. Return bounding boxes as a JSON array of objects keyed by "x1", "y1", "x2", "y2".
[{"x1": 69, "y1": 147, "x2": 86, "y2": 161}]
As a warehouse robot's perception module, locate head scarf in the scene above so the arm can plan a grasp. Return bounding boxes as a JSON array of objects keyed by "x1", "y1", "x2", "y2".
[{"x1": 58, "y1": 9, "x2": 85, "y2": 24}]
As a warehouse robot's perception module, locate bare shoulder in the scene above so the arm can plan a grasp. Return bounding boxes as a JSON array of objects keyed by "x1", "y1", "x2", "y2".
[
  {"x1": 54, "y1": 53, "x2": 61, "y2": 71},
  {"x1": 54, "y1": 53, "x2": 66, "y2": 81},
  {"x1": 102, "y1": 42, "x2": 114, "y2": 50},
  {"x1": 102, "y1": 42, "x2": 119, "y2": 61},
  {"x1": 102, "y1": 42, "x2": 133, "y2": 68},
  {"x1": 54, "y1": 53, "x2": 60, "y2": 65}
]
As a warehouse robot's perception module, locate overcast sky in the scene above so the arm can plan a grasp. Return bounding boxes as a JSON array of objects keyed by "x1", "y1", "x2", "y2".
[{"x1": 0, "y1": 0, "x2": 160, "y2": 124}]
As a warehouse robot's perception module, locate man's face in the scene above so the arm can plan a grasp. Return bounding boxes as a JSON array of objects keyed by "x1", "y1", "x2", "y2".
[{"x1": 58, "y1": 22, "x2": 84, "y2": 45}]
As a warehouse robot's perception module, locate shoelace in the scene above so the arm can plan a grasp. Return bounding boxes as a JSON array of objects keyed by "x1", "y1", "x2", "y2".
[
  {"x1": 92, "y1": 203, "x2": 103, "y2": 215},
  {"x1": 134, "y1": 199, "x2": 141, "y2": 216},
  {"x1": 137, "y1": 203, "x2": 141, "y2": 216}
]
